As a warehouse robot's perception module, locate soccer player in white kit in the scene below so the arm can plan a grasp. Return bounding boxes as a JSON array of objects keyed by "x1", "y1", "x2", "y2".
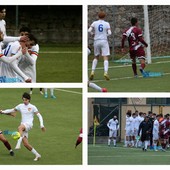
[
  {"x1": 88, "y1": 11, "x2": 111, "y2": 81},
  {"x1": 18, "y1": 27, "x2": 39, "y2": 83},
  {"x1": 107, "y1": 116, "x2": 119, "y2": 146},
  {"x1": 153, "y1": 115, "x2": 160, "y2": 151},
  {"x1": 87, "y1": 47, "x2": 107, "y2": 92},
  {"x1": 125, "y1": 111, "x2": 133, "y2": 147},
  {"x1": 0, "y1": 92, "x2": 46, "y2": 161}
]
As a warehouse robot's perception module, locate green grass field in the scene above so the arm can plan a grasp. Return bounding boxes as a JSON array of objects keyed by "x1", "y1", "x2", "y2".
[
  {"x1": 37, "y1": 44, "x2": 82, "y2": 82},
  {"x1": 88, "y1": 143, "x2": 170, "y2": 165},
  {"x1": 0, "y1": 88, "x2": 82, "y2": 165},
  {"x1": 88, "y1": 57, "x2": 170, "y2": 92}
]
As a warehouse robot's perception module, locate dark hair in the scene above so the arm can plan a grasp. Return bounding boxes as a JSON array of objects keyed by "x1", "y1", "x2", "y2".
[
  {"x1": 131, "y1": 17, "x2": 138, "y2": 26},
  {"x1": 19, "y1": 26, "x2": 31, "y2": 33},
  {"x1": 22, "y1": 92, "x2": 31, "y2": 100},
  {"x1": 27, "y1": 33, "x2": 38, "y2": 45},
  {"x1": 0, "y1": 6, "x2": 6, "y2": 12}
]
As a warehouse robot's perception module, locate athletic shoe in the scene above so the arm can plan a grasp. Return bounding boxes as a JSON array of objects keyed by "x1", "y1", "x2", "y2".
[
  {"x1": 44, "y1": 94, "x2": 48, "y2": 98},
  {"x1": 114, "y1": 145, "x2": 117, "y2": 147},
  {"x1": 40, "y1": 91, "x2": 44, "y2": 95},
  {"x1": 89, "y1": 72, "x2": 94, "y2": 80},
  {"x1": 140, "y1": 69, "x2": 149, "y2": 78},
  {"x1": 102, "y1": 88, "x2": 107, "y2": 92},
  {"x1": 10, "y1": 151, "x2": 14, "y2": 156},
  {"x1": 134, "y1": 75, "x2": 138, "y2": 78},
  {"x1": 144, "y1": 149, "x2": 147, "y2": 151},
  {"x1": 34, "y1": 154, "x2": 41, "y2": 161},
  {"x1": 51, "y1": 95, "x2": 56, "y2": 99},
  {"x1": 104, "y1": 73, "x2": 110, "y2": 81},
  {"x1": 161, "y1": 148, "x2": 166, "y2": 152}
]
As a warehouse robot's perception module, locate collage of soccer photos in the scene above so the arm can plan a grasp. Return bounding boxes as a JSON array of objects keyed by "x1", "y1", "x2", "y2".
[{"x1": 0, "y1": 1, "x2": 170, "y2": 170}]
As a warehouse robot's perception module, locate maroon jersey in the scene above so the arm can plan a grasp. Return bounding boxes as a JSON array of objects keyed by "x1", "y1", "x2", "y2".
[
  {"x1": 159, "y1": 119, "x2": 170, "y2": 139},
  {"x1": 122, "y1": 26, "x2": 148, "y2": 51}
]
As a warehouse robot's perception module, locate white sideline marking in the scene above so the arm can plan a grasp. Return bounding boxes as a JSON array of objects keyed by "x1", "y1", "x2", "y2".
[
  {"x1": 91, "y1": 72, "x2": 170, "y2": 83},
  {"x1": 40, "y1": 51, "x2": 82, "y2": 54},
  {"x1": 88, "y1": 60, "x2": 170, "y2": 71},
  {"x1": 89, "y1": 155, "x2": 170, "y2": 158},
  {"x1": 54, "y1": 88, "x2": 82, "y2": 95}
]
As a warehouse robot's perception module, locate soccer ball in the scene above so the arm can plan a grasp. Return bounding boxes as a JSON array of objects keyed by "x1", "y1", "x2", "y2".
[{"x1": 11, "y1": 132, "x2": 20, "y2": 140}]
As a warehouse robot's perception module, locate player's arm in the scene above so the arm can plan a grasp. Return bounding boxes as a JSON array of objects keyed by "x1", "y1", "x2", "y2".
[
  {"x1": 138, "y1": 36, "x2": 148, "y2": 47},
  {"x1": 35, "y1": 112, "x2": 46, "y2": 132},
  {"x1": 107, "y1": 23, "x2": 112, "y2": 36},
  {"x1": 3, "y1": 36, "x2": 28, "y2": 44},
  {"x1": 9, "y1": 59, "x2": 31, "y2": 83},
  {"x1": 0, "y1": 50, "x2": 23, "y2": 64},
  {"x1": 0, "y1": 108, "x2": 17, "y2": 117},
  {"x1": 24, "y1": 49, "x2": 38, "y2": 65}
]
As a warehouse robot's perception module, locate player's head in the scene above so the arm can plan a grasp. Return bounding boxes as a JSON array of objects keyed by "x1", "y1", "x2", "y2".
[
  {"x1": 131, "y1": 17, "x2": 138, "y2": 26},
  {"x1": 19, "y1": 26, "x2": 31, "y2": 36},
  {"x1": 26, "y1": 33, "x2": 38, "y2": 48},
  {"x1": 113, "y1": 115, "x2": 117, "y2": 120},
  {"x1": 98, "y1": 11, "x2": 106, "y2": 19},
  {"x1": 145, "y1": 116, "x2": 149, "y2": 122},
  {"x1": 0, "y1": 6, "x2": 6, "y2": 20},
  {"x1": 126, "y1": 110, "x2": 132, "y2": 117},
  {"x1": 22, "y1": 92, "x2": 31, "y2": 104}
]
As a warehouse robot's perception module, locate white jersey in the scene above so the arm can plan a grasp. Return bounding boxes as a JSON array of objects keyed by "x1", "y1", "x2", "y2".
[
  {"x1": 15, "y1": 103, "x2": 38, "y2": 127},
  {"x1": 125, "y1": 116, "x2": 133, "y2": 130},
  {"x1": 107, "y1": 119, "x2": 119, "y2": 131},
  {"x1": 153, "y1": 119, "x2": 159, "y2": 134},
  {"x1": 18, "y1": 44, "x2": 39, "y2": 83},
  {"x1": 0, "y1": 19, "x2": 6, "y2": 36},
  {"x1": 90, "y1": 20, "x2": 111, "y2": 41}
]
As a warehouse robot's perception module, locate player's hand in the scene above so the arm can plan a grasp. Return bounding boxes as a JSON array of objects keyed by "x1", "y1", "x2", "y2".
[
  {"x1": 20, "y1": 36, "x2": 29, "y2": 42},
  {"x1": 0, "y1": 31, "x2": 4, "y2": 41},
  {"x1": 41, "y1": 127, "x2": 46, "y2": 132},
  {"x1": 25, "y1": 78, "x2": 32, "y2": 83},
  {"x1": 22, "y1": 47, "x2": 28, "y2": 55}
]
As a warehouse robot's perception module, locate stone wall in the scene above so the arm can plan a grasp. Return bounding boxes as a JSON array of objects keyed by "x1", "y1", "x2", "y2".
[{"x1": 5, "y1": 5, "x2": 82, "y2": 44}]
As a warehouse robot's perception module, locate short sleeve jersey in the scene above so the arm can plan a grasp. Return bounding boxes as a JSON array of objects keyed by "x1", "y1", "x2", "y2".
[
  {"x1": 90, "y1": 20, "x2": 110, "y2": 41},
  {"x1": 123, "y1": 26, "x2": 143, "y2": 50}
]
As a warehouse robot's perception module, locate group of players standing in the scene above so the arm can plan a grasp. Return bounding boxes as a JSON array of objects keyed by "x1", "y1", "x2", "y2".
[
  {"x1": 125, "y1": 110, "x2": 170, "y2": 151},
  {"x1": 0, "y1": 6, "x2": 39, "y2": 83}
]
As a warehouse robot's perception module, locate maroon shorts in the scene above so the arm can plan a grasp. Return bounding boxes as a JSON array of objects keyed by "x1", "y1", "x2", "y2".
[{"x1": 129, "y1": 46, "x2": 145, "y2": 60}]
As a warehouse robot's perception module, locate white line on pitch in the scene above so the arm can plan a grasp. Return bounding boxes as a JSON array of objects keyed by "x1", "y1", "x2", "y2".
[
  {"x1": 40, "y1": 51, "x2": 82, "y2": 54},
  {"x1": 54, "y1": 88, "x2": 82, "y2": 95}
]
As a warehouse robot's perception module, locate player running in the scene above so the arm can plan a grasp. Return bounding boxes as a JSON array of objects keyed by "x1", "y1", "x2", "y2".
[
  {"x1": 0, "y1": 92, "x2": 46, "y2": 161},
  {"x1": 88, "y1": 11, "x2": 111, "y2": 81},
  {"x1": 121, "y1": 17, "x2": 148, "y2": 77}
]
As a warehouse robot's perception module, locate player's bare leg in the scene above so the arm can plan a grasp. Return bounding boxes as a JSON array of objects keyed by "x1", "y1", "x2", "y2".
[
  {"x1": 103, "y1": 56, "x2": 110, "y2": 80},
  {"x1": 22, "y1": 137, "x2": 41, "y2": 161},
  {"x1": 0, "y1": 132, "x2": 14, "y2": 156},
  {"x1": 15, "y1": 124, "x2": 25, "y2": 149}
]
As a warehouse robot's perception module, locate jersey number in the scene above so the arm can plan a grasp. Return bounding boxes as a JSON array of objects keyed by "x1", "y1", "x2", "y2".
[
  {"x1": 4, "y1": 45, "x2": 11, "y2": 56},
  {"x1": 98, "y1": 24, "x2": 103, "y2": 32}
]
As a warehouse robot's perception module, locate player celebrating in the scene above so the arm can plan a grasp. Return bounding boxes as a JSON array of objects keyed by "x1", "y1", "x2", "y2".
[
  {"x1": 18, "y1": 27, "x2": 39, "y2": 83},
  {"x1": 0, "y1": 92, "x2": 46, "y2": 161},
  {"x1": 121, "y1": 17, "x2": 148, "y2": 77},
  {"x1": 88, "y1": 11, "x2": 111, "y2": 81},
  {"x1": 107, "y1": 115, "x2": 119, "y2": 147}
]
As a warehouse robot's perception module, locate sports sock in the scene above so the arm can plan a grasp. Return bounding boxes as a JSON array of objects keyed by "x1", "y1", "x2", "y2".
[
  {"x1": 3, "y1": 141, "x2": 11, "y2": 150},
  {"x1": 113, "y1": 139, "x2": 116, "y2": 146},
  {"x1": 108, "y1": 139, "x2": 111, "y2": 145},
  {"x1": 104, "y1": 60, "x2": 109, "y2": 73},
  {"x1": 144, "y1": 141, "x2": 148, "y2": 149},
  {"x1": 132, "y1": 63, "x2": 137, "y2": 75},
  {"x1": 89, "y1": 82, "x2": 102, "y2": 92},
  {"x1": 31, "y1": 148, "x2": 40, "y2": 156},
  {"x1": 50, "y1": 88, "x2": 54, "y2": 96},
  {"x1": 92, "y1": 58, "x2": 98, "y2": 72}
]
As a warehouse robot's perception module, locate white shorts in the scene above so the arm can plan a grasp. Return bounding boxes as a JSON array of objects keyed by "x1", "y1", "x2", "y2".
[
  {"x1": 109, "y1": 130, "x2": 117, "y2": 138},
  {"x1": 153, "y1": 132, "x2": 159, "y2": 140},
  {"x1": 125, "y1": 129, "x2": 132, "y2": 136},
  {"x1": 21, "y1": 123, "x2": 33, "y2": 138},
  {"x1": 94, "y1": 40, "x2": 110, "y2": 57}
]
